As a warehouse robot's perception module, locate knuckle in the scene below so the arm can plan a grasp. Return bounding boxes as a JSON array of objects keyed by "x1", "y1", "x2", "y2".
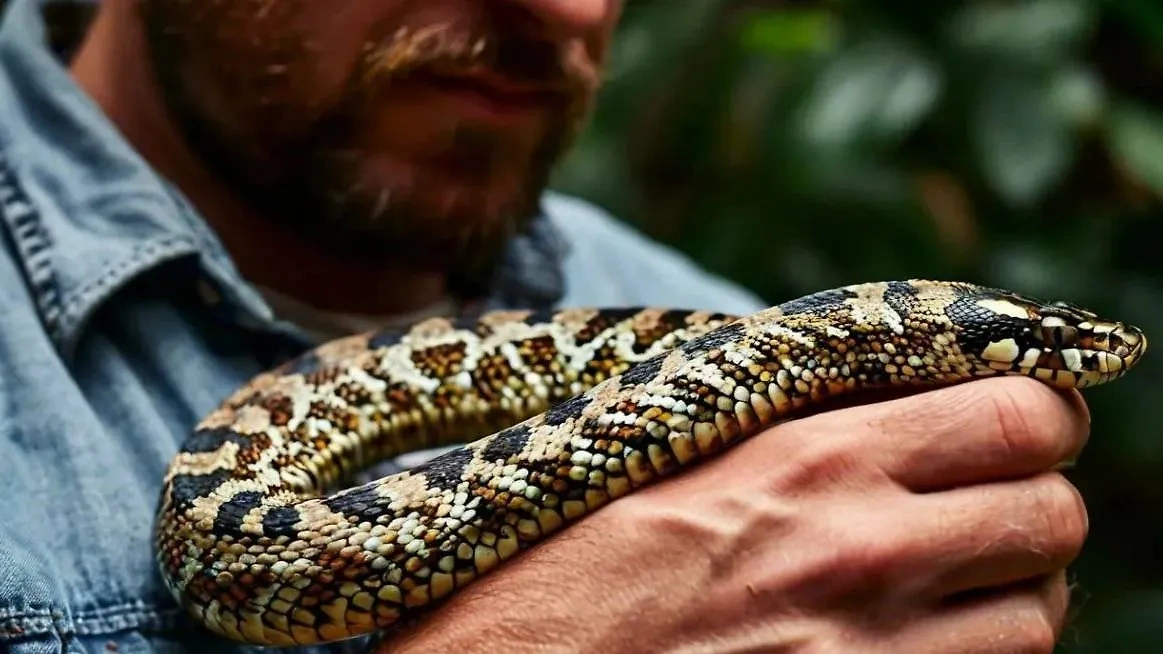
[
  {"x1": 766, "y1": 428, "x2": 868, "y2": 496},
  {"x1": 1016, "y1": 599, "x2": 1062, "y2": 654},
  {"x1": 777, "y1": 510, "x2": 904, "y2": 602},
  {"x1": 1017, "y1": 620, "x2": 1059, "y2": 654},
  {"x1": 1030, "y1": 475, "x2": 1089, "y2": 557},
  {"x1": 980, "y1": 380, "x2": 1062, "y2": 461}
]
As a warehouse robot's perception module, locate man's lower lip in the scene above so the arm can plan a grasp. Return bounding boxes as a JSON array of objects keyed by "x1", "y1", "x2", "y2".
[{"x1": 418, "y1": 76, "x2": 554, "y2": 121}]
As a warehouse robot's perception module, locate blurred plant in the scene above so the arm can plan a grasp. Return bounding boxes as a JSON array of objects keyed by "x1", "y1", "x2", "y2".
[{"x1": 553, "y1": 1, "x2": 1163, "y2": 651}]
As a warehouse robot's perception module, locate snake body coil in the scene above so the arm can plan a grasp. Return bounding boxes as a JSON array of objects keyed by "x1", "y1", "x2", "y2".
[{"x1": 155, "y1": 280, "x2": 1147, "y2": 646}]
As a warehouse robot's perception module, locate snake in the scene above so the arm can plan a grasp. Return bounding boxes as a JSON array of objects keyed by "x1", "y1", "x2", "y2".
[{"x1": 155, "y1": 279, "x2": 1148, "y2": 647}]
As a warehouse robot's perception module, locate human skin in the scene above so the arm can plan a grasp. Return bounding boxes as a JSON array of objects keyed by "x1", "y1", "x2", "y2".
[
  {"x1": 71, "y1": 0, "x2": 618, "y2": 316},
  {"x1": 67, "y1": 1, "x2": 1088, "y2": 652},
  {"x1": 388, "y1": 377, "x2": 1089, "y2": 653}
]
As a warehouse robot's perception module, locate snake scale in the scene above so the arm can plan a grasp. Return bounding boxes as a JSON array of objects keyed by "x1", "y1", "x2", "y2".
[{"x1": 155, "y1": 280, "x2": 1148, "y2": 646}]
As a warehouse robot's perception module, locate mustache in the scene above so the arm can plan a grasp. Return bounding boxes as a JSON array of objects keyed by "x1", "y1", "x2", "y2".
[{"x1": 358, "y1": 23, "x2": 601, "y2": 100}]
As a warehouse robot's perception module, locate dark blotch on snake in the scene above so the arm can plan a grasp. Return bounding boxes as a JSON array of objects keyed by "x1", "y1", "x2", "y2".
[
  {"x1": 883, "y1": 281, "x2": 920, "y2": 320},
  {"x1": 213, "y1": 491, "x2": 263, "y2": 535},
  {"x1": 628, "y1": 309, "x2": 700, "y2": 354},
  {"x1": 448, "y1": 309, "x2": 486, "y2": 330},
  {"x1": 410, "y1": 447, "x2": 475, "y2": 492},
  {"x1": 322, "y1": 484, "x2": 390, "y2": 521},
  {"x1": 945, "y1": 294, "x2": 1038, "y2": 357},
  {"x1": 262, "y1": 506, "x2": 303, "y2": 538},
  {"x1": 659, "y1": 309, "x2": 701, "y2": 330},
  {"x1": 593, "y1": 307, "x2": 646, "y2": 325},
  {"x1": 521, "y1": 307, "x2": 560, "y2": 327},
  {"x1": 619, "y1": 353, "x2": 668, "y2": 386},
  {"x1": 479, "y1": 423, "x2": 533, "y2": 463},
  {"x1": 778, "y1": 288, "x2": 856, "y2": 317},
  {"x1": 169, "y1": 469, "x2": 232, "y2": 512},
  {"x1": 575, "y1": 308, "x2": 646, "y2": 344},
  {"x1": 679, "y1": 321, "x2": 747, "y2": 356},
  {"x1": 543, "y1": 392, "x2": 594, "y2": 426},
  {"x1": 180, "y1": 426, "x2": 251, "y2": 455}
]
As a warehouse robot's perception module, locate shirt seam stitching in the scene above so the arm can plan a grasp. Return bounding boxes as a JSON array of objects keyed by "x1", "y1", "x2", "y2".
[
  {"x1": 0, "y1": 149, "x2": 65, "y2": 336},
  {"x1": 54, "y1": 234, "x2": 198, "y2": 352},
  {"x1": 0, "y1": 150, "x2": 201, "y2": 360},
  {"x1": 0, "y1": 600, "x2": 186, "y2": 641}
]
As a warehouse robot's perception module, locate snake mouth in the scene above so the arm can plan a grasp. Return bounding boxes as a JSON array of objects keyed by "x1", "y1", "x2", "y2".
[
  {"x1": 1035, "y1": 323, "x2": 1146, "y2": 388},
  {"x1": 978, "y1": 319, "x2": 1147, "y2": 389}
]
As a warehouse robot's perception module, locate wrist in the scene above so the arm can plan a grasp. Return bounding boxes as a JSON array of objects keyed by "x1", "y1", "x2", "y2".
[{"x1": 384, "y1": 501, "x2": 709, "y2": 653}]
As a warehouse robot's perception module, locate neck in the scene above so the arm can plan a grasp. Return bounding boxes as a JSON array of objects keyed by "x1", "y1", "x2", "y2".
[{"x1": 66, "y1": 4, "x2": 448, "y2": 317}]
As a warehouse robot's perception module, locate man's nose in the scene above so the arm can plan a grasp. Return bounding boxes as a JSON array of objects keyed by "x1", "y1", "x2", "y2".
[{"x1": 499, "y1": 0, "x2": 616, "y2": 39}]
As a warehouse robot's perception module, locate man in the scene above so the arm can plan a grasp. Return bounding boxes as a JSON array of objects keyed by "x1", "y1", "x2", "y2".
[{"x1": 0, "y1": 0, "x2": 1091, "y2": 652}]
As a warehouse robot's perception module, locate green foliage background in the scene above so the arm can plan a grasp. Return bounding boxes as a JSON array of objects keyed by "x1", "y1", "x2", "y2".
[{"x1": 552, "y1": 1, "x2": 1163, "y2": 650}]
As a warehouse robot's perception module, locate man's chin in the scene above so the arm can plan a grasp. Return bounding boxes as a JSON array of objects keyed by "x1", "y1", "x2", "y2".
[{"x1": 273, "y1": 183, "x2": 538, "y2": 272}]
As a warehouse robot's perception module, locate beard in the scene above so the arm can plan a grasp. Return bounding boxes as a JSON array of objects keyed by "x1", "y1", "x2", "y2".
[{"x1": 137, "y1": 1, "x2": 600, "y2": 278}]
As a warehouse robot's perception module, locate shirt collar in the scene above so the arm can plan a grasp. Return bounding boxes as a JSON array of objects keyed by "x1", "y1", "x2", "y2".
[{"x1": 0, "y1": 0, "x2": 567, "y2": 361}]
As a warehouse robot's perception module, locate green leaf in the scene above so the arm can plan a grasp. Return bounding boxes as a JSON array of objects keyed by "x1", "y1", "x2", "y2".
[
  {"x1": 1048, "y1": 64, "x2": 1106, "y2": 128},
  {"x1": 796, "y1": 37, "x2": 942, "y2": 149},
  {"x1": 738, "y1": 9, "x2": 839, "y2": 57},
  {"x1": 974, "y1": 73, "x2": 1073, "y2": 206},
  {"x1": 1108, "y1": 101, "x2": 1163, "y2": 198},
  {"x1": 948, "y1": 0, "x2": 1093, "y2": 65}
]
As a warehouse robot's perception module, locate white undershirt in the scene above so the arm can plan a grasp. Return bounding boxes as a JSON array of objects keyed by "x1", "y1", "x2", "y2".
[{"x1": 257, "y1": 285, "x2": 458, "y2": 343}]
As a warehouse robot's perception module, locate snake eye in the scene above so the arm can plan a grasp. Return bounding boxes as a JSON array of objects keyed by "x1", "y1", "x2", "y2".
[{"x1": 1040, "y1": 316, "x2": 1079, "y2": 347}]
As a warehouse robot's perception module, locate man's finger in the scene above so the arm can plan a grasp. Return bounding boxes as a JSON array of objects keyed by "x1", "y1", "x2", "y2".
[
  {"x1": 837, "y1": 376, "x2": 1090, "y2": 491},
  {"x1": 907, "y1": 472, "x2": 1088, "y2": 601},
  {"x1": 761, "y1": 470, "x2": 1086, "y2": 611},
  {"x1": 735, "y1": 376, "x2": 1088, "y2": 500},
  {"x1": 890, "y1": 571, "x2": 1070, "y2": 654}
]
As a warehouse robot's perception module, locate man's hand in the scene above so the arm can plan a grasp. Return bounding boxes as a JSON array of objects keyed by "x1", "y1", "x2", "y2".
[{"x1": 387, "y1": 376, "x2": 1090, "y2": 653}]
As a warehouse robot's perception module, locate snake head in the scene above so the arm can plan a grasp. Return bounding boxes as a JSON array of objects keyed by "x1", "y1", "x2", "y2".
[{"x1": 956, "y1": 291, "x2": 1147, "y2": 388}]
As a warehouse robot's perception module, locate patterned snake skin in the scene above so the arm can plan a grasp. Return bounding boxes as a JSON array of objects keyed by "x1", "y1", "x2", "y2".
[{"x1": 155, "y1": 280, "x2": 1148, "y2": 646}]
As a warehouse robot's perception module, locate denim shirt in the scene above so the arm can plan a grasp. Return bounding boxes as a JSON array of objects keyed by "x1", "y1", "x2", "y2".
[{"x1": 0, "y1": 1, "x2": 765, "y2": 652}]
